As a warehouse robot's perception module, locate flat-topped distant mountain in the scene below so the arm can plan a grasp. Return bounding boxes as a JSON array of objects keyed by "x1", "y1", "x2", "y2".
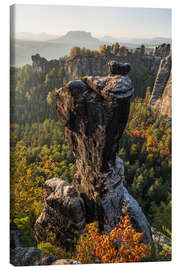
[
  {"x1": 50, "y1": 31, "x2": 100, "y2": 45},
  {"x1": 11, "y1": 31, "x2": 102, "y2": 66}
]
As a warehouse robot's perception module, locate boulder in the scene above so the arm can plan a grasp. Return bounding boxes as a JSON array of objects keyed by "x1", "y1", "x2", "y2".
[
  {"x1": 10, "y1": 247, "x2": 57, "y2": 266},
  {"x1": 82, "y1": 73, "x2": 134, "y2": 101},
  {"x1": 52, "y1": 259, "x2": 81, "y2": 265},
  {"x1": 10, "y1": 222, "x2": 24, "y2": 249},
  {"x1": 34, "y1": 178, "x2": 86, "y2": 249}
]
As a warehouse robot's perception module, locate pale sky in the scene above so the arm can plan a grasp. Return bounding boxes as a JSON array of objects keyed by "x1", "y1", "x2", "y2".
[{"x1": 11, "y1": 4, "x2": 171, "y2": 38}]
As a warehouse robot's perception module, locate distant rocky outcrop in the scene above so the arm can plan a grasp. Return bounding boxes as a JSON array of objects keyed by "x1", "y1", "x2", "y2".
[
  {"x1": 149, "y1": 55, "x2": 171, "y2": 119},
  {"x1": 134, "y1": 45, "x2": 145, "y2": 55},
  {"x1": 34, "y1": 61, "x2": 152, "y2": 250},
  {"x1": 31, "y1": 44, "x2": 171, "y2": 85},
  {"x1": 32, "y1": 48, "x2": 161, "y2": 81},
  {"x1": 153, "y1": 43, "x2": 171, "y2": 58},
  {"x1": 31, "y1": 53, "x2": 59, "y2": 73}
]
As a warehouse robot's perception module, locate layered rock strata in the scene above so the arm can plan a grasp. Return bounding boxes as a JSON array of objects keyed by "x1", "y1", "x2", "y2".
[{"x1": 35, "y1": 61, "x2": 152, "y2": 248}]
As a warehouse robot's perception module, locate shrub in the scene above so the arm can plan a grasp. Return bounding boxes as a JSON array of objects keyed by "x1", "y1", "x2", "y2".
[
  {"x1": 14, "y1": 216, "x2": 36, "y2": 246},
  {"x1": 151, "y1": 201, "x2": 172, "y2": 234},
  {"x1": 75, "y1": 216, "x2": 149, "y2": 264},
  {"x1": 37, "y1": 242, "x2": 72, "y2": 259}
]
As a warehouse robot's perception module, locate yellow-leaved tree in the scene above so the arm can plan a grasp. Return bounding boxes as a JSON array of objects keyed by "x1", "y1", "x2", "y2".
[{"x1": 75, "y1": 216, "x2": 149, "y2": 264}]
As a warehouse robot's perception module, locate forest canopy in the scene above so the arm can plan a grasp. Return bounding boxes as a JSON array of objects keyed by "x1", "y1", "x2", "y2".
[{"x1": 10, "y1": 55, "x2": 171, "y2": 262}]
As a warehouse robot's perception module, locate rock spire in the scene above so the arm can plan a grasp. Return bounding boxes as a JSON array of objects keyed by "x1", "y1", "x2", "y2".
[{"x1": 34, "y1": 61, "x2": 152, "y2": 249}]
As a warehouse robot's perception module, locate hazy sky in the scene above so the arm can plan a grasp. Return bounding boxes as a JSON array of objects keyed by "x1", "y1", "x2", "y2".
[{"x1": 12, "y1": 4, "x2": 171, "y2": 38}]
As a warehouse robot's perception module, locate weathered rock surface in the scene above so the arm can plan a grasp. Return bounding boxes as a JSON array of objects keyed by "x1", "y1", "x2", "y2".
[
  {"x1": 62, "y1": 54, "x2": 160, "y2": 82},
  {"x1": 100, "y1": 156, "x2": 152, "y2": 242},
  {"x1": 153, "y1": 43, "x2": 170, "y2": 58},
  {"x1": 82, "y1": 74, "x2": 134, "y2": 101},
  {"x1": 32, "y1": 53, "x2": 161, "y2": 84},
  {"x1": 35, "y1": 61, "x2": 152, "y2": 249},
  {"x1": 32, "y1": 53, "x2": 59, "y2": 73},
  {"x1": 52, "y1": 259, "x2": 81, "y2": 265},
  {"x1": 108, "y1": 60, "x2": 131, "y2": 75},
  {"x1": 56, "y1": 70, "x2": 134, "y2": 211},
  {"x1": 151, "y1": 227, "x2": 171, "y2": 247},
  {"x1": 149, "y1": 55, "x2": 171, "y2": 119},
  {"x1": 134, "y1": 45, "x2": 145, "y2": 56},
  {"x1": 10, "y1": 247, "x2": 57, "y2": 266},
  {"x1": 160, "y1": 72, "x2": 172, "y2": 118},
  {"x1": 10, "y1": 222, "x2": 24, "y2": 249},
  {"x1": 34, "y1": 178, "x2": 86, "y2": 249}
]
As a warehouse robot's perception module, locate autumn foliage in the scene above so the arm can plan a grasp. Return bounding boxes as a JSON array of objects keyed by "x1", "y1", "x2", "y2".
[{"x1": 75, "y1": 216, "x2": 149, "y2": 264}]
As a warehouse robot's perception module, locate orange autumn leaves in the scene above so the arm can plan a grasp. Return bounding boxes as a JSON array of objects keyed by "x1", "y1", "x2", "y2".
[{"x1": 75, "y1": 216, "x2": 149, "y2": 264}]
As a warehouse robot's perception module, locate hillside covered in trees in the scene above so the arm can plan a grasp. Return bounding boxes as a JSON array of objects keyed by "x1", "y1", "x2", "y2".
[{"x1": 10, "y1": 50, "x2": 171, "y2": 263}]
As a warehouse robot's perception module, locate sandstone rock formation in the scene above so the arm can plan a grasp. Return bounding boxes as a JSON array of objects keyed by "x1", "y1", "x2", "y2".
[
  {"x1": 61, "y1": 54, "x2": 160, "y2": 82},
  {"x1": 34, "y1": 178, "x2": 86, "y2": 249},
  {"x1": 35, "y1": 61, "x2": 152, "y2": 249},
  {"x1": 149, "y1": 55, "x2": 171, "y2": 119},
  {"x1": 10, "y1": 222, "x2": 24, "y2": 249},
  {"x1": 153, "y1": 43, "x2": 171, "y2": 58},
  {"x1": 134, "y1": 45, "x2": 145, "y2": 56},
  {"x1": 32, "y1": 51, "x2": 160, "y2": 82},
  {"x1": 10, "y1": 247, "x2": 57, "y2": 266},
  {"x1": 108, "y1": 61, "x2": 131, "y2": 75},
  {"x1": 52, "y1": 259, "x2": 81, "y2": 265},
  {"x1": 31, "y1": 53, "x2": 59, "y2": 73},
  {"x1": 160, "y1": 72, "x2": 172, "y2": 118}
]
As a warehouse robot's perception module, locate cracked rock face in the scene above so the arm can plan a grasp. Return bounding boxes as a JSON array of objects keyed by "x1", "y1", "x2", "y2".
[
  {"x1": 35, "y1": 61, "x2": 152, "y2": 248},
  {"x1": 100, "y1": 155, "x2": 152, "y2": 242},
  {"x1": 82, "y1": 74, "x2": 134, "y2": 101},
  {"x1": 34, "y1": 178, "x2": 86, "y2": 249},
  {"x1": 56, "y1": 65, "x2": 134, "y2": 217},
  {"x1": 149, "y1": 55, "x2": 171, "y2": 119}
]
